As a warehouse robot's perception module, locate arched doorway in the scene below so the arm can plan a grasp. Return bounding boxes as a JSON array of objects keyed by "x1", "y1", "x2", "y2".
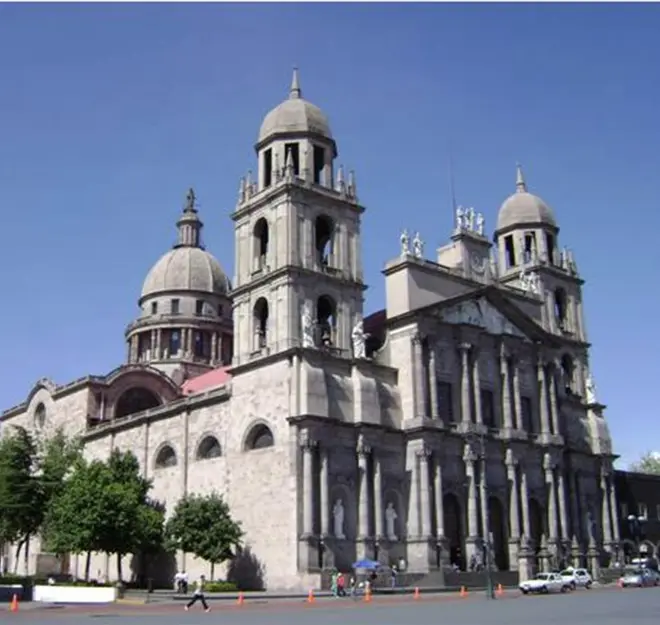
[
  {"x1": 529, "y1": 498, "x2": 545, "y2": 552},
  {"x1": 114, "y1": 387, "x2": 161, "y2": 419},
  {"x1": 443, "y1": 493, "x2": 465, "y2": 570},
  {"x1": 488, "y1": 497, "x2": 509, "y2": 571}
]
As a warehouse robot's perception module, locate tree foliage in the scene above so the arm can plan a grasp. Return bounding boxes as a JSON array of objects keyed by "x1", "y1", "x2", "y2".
[
  {"x1": 629, "y1": 452, "x2": 660, "y2": 475},
  {"x1": 166, "y1": 493, "x2": 243, "y2": 578}
]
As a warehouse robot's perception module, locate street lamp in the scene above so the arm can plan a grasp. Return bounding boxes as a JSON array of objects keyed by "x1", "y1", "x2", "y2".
[
  {"x1": 627, "y1": 514, "x2": 647, "y2": 564},
  {"x1": 464, "y1": 430, "x2": 496, "y2": 600}
]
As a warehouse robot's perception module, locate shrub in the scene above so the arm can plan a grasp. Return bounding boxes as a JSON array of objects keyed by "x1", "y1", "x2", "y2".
[{"x1": 205, "y1": 581, "x2": 238, "y2": 593}]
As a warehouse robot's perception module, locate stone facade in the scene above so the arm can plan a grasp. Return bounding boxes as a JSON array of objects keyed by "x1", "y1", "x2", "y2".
[{"x1": 0, "y1": 69, "x2": 620, "y2": 589}]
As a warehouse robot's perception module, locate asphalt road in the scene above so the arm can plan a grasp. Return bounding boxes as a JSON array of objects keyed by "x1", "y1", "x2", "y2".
[{"x1": 9, "y1": 587, "x2": 660, "y2": 624}]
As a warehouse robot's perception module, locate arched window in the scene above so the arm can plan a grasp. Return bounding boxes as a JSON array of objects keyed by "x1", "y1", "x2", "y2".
[
  {"x1": 154, "y1": 445, "x2": 177, "y2": 469},
  {"x1": 244, "y1": 424, "x2": 274, "y2": 451},
  {"x1": 34, "y1": 403, "x2": 46, "y2": 429},
  {"x1": 554, "y1": 288, "x2": 567, "y2": 329},
  {"x1": 253, "y1": 218, "x2": 269, "y2": 271},
  {"x1": 253, "y1": 297, "x2": 269, "y2": 351},
  {"x1": 314, "y1": 215, "x2": 334, "y2": 267},
  {"x1": 316, "y1": 295, "x2": 337, "y2": 347},
  {"x1": 114, "y1": 387, "x2": 161, "y2": 419},
  {"x1": 196, "y1": 435, "x2": 222, "y2": 460},
  {"x1": 560, "y1": 354, "x2": 575, "y2": 395}
]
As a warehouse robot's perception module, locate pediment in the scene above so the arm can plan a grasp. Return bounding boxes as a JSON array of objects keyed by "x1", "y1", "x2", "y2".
[{"x1": 436, "y1": 296, "x2": 530, "y2": 340}]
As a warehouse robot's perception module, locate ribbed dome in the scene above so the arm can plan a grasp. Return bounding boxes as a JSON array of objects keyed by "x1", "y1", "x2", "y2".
[
  {"x1": 141, "y1": 247, "x2": 231, "y2": 299},
  {"x1": 258, "y1": 69, "x2": 333, "y2": 145},
  {"x1": 496, "y1": 165, "x2": 557, "y2": 232}
]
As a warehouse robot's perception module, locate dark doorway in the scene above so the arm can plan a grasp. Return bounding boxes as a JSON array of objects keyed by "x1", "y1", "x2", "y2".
[
  {"x1": 488, "y1": 497, "x2": 509, "y2": 571},
  {"x1": 444, "y1": 493, "x2": 465, "y2": 570}
]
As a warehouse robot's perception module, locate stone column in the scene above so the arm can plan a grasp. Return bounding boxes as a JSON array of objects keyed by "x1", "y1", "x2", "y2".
[
  {"x1": 557, "y1": 471, "x2": 569, "y2": 540},
  {"x1": 150, "y1": 329, "x2": 156, "y2": 360},
  {"x1": 513, "y1": 362, "x2": 523, "y2": 430},
  {"x1": 300, "y1": 434, "x2": 316, "y2": 537},
  {"x1": 464, "y1": 447, "x2": 479, "y2": 538},
  {"x1": 500, "y1": 349, "x2": 513, "y2": 430},
  {"x1": 130, "y1": 335, "x2": 139, "y2": 363},
  {"x1": 357, "y1": 436, "x2": 371, "y2": 539},
  {"x1": 520, "y1": 468, "x2": 531, "y2": 538},
  {"x1": 506, "y1": 453, "x2": 520, "y2": 539},
  {"x1": 320, "y1": 446, "x2": 329, "y2": 536},
  {"x1": 156, "y1": 330, "x2": 162, "y2": 360},
  {"x1": 473, "y1": 352, "x2": 483, "y2": 425},
  {"x1": 544, "y1": 456, "x2": 558, "y2": 541},
  {"x1": 548, "y1": 364, "x2": 560, "y2": 435},
  {"x1": 570, "y1": 472, "x2": 581, "y2": 541},
  {"x1": 459, "y1": 344, "x2": 472, "y2": 423},
  {"x1": 413, "y1": 334, "x2": 425, "y2": 418},
  {"x1": 609, "y1": 478, "x2": 620, "y2": 542},
  {"x1": 600, "y1": 471, "x2": 613, "y2": 544},
  {"x1": 418, "y1": 447, "x2": 432, "y2": 538},
  {"x1": 537, "y1": 360, "x2": 551, "y2": 434},
  {"x1": 374, "y1": 453, "x2": 383, "y2": 539},
  {"x1": 211, "y1": 333, "x2": 218, "y2": 364},
  {"x1": 429, "y1": 347, "x2": 439, "y2": 419},
  {"x1": 434, "y1": 454, "x2": 445, "y2": 538}
]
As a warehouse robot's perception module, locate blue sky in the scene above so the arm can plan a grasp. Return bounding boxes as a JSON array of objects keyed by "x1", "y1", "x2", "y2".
[{"x1": 0, "y1": 3, "x2": 658, "y2": 467}]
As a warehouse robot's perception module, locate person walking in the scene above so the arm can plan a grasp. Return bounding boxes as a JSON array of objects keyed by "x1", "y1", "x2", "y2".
[{"x1": 185, "y1": 574, "x2": 210, "y2": 612}]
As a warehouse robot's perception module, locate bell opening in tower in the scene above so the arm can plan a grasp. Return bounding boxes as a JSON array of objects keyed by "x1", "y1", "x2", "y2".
[
  {"x1": 523, "y1": 232, "x2": 537, "y2": 263},
  {"x1": 284, "y1": 142, "x2": 300, "y2": 176},
  {"x1": 316, "y1": 295, "x2": 337, "y2": 347},
  {"x1": 314, "y1": 215, "x2": 334, "y2": 267},
  {"x1": 545, "y1": 233, "x2": 555, "y2": 264},
  {"x1": 313, "y1": 145, "x2": 325, "y2": 184},
  {"x1": 263, "y1": 148, "x2": 273, "y2": 188},
  {"x1": 504, "y1": 235, "x2": 516, "y2": 268}
]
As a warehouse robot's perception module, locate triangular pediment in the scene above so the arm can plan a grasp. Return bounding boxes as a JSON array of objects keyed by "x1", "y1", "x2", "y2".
[{"x1": 436, "y1": 296, "x2": 532, "y2": 340}]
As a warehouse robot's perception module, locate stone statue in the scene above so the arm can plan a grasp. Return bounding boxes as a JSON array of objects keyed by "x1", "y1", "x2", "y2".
[
  {"x1": 333, "y1": 499, "x2": 345, "y2": 539},
  {"x1": 476, "y1": 212, "x2": 485, "y2": 236},
  {"x1": 519, "y1": 268, "x2": 540, "y2": 295},
  {"x1": 385, "y1": 502, "x2": 398, "y2": 541},
  {"x1": 301, "y1": 301, "x2": 315, "y2": 348},
  {"x1": 412, "y1": 232, "x2": 424, "y2": 259},
  {"x1": 455, "y1": 206, "x2": 465, "y2": 230},
  {"x1": 351, "y1": 317, "x2": 369, "y2": 359},
  {"x1": 400, "y1": 229, "x2": 410, "y2": 258},
  {"x1": 465, "y1": 207, "x2": 475, "y2": 231},
  {"x1": 586, "y1": 374, "x2": 598, "y2": 404}
]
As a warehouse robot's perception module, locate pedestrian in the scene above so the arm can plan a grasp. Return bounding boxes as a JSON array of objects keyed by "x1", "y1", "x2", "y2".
[
  {"x1": 185, "y1": 574, "x2": 210, "y2": 612},
  {"x1": 337, "y1": 572, "x2": 346, "y2": 597},
  {"x1": 331, "y1": 570, "x2": 338, "y2": 597}
]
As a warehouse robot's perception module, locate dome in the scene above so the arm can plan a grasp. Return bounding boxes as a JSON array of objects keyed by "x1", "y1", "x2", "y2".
[
  {"x1": 257, "y1": 69, "x2": 333, "y2": 145},
  {"x1": 496, "y1": 166, "x2": 557, "y2": 232},
  {"x1": 140, "y1": 247, "x2": 231, "y2": 300}
]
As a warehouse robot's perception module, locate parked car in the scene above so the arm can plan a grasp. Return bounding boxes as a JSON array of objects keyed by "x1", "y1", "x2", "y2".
[
  {"x1": 560, "y1": 568, "x2": 593, "y2": 590},
  {"x1": 519, "y1": 573, "x2": 568, "y2": 595},
  {"x1": 618, "y1": 568, "x2": 658, "y2": 588}
]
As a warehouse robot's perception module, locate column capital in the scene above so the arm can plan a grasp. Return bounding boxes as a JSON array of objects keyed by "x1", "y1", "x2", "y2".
[
  {"x1": 458, "y1": 342, "x2": 472, "y2": 353},
  {"x1": 298, "y1": 430, "x2": 317, "y2": 451},
  {"x1": 416, "y1": 445, "x2": 432, "y2": 460},
  {"x1": 543, "y1": 452, "x2": 556, "y2": 471},
  {"x1": 356, "y1": 434, "x2": 371, "y2": 457},
  {"x1": 463, "y1": 443, "x2": 478, "y2": 464},
  {"x1": 412, "y1": 331, "x2": 424, "y2": 345},
  {"x1": 505, "y1": 448, "x2": 518, "y2": 468}
]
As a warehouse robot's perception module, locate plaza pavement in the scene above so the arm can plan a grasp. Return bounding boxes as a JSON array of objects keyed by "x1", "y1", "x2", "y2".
[{"x1": 6, "y1": 586, "x2": 660, "y2": 624}]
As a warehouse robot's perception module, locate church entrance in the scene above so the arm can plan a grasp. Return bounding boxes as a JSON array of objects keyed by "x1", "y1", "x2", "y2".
[
  {"x1": 443, "y1": 493, "x2": 465, "y2": 570},
  {"x1": 488, "y1": 496, "x2": 508, "y2": 571}
]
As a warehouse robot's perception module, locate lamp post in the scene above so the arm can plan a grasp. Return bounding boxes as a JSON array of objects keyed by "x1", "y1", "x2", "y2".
[
  {"x1": 465, "y1": 430, "x2": 496, "y2": 600},
  {"x1": 627, "y1": 514, "x2": 646, "y2": 564}
]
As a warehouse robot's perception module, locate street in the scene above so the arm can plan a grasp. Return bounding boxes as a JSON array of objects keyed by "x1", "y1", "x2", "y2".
[{"x1": 8, "y1": 587, "x2": 660, "y2": 624}]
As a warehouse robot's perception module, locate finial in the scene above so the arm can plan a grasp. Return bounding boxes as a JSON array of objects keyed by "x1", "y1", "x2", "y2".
[
  {"x1": 336, "y1": 165, "x2": 345, "y2": 194},
  {"x1": 516, "y1": 163, "x2": 527, "y2": 193},
  {"x1": 184, "y1": 187, "x2": 196, "y2": 212},
  {"x1": 289, "y1": 67, "x2": 301, "y2": 100}
]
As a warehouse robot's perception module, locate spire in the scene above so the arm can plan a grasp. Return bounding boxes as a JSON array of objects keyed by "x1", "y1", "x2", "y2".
[
  {"x1": 289, "y1": 67, "x2": 301, "y2": 100},
  {"x1": 175, "y1": 187, "x2": 203, "y2": 248},
  {"x1": 516, "y1": 163, "x2": 527, "y2": 193}
]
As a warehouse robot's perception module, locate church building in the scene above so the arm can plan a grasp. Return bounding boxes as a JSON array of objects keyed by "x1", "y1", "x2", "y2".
[{"x1": 0, "y1": 70, "x2": 619, "y2": 590}]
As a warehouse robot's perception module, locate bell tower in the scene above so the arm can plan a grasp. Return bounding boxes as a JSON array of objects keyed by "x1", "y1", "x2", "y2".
[{"x1": 231, "y1": 69, "x2": 366, "y2": 365}]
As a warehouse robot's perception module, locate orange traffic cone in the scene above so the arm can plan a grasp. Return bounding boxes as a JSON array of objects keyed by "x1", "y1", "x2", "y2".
[
  {"x1": 364, "y1": 585, "x2": 372, "y2": 602},
  {"x1": 237, "y1": 592, "x2": 244, "y2": 606},
  {"x1": 307, "y1": 588, "x2": 315, "y2": 604},
  {"x1": 413, "y1": 587, "x2": 420, "y2": 600},
  {"x1": 9, "y1": 594, "x2": 18, "y2": 613},
  {"x1": 616, "y1": 578, "x2": 623, "y2": 588},
  {"x1": 459, "y1": 586, "x2": 467, "y2": 598},
  {"x1": 496, "y1": 583, "x2": 503, "y2": 597}
]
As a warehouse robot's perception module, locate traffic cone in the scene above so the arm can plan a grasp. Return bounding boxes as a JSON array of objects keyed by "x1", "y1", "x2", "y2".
[
  {"x1": 460, "y1": 586, "x2": 467, "y2": 598},
  {"x1": 496, "y1": 583, "x2": 503, "y2": 597},
  {"x1": 237, "y1": 592, "x2": 244, "y2": 606},
  {"x1": 364, "y1": 585, "x2": 372, "y2": 602},
  {"x1": 307, "y1": 588, "x2": 315, "y2": 604},
  {"x1": 9, "y1": 594, "x2": 18, "y2": 612},
  {"x1": 413, "y1": 587, "x2": 420, "y2": 600},
  {"x1": 616, "y1": 578, "x2": 623, "y2": 588}
]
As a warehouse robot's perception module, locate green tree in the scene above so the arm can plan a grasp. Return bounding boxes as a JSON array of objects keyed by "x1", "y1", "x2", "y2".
[
  {"x1": 629, "y1": 452, "x2": 660, "y2": 475},
  {"x1": 44, "y1": 458, "x2": 111, "y2": 580},
  {"x1": 166, "y1": 493, "x2": 243, "y2": 579},
  {"x1": 0, "y1": 426, "x2": 41, "y2": 572}
]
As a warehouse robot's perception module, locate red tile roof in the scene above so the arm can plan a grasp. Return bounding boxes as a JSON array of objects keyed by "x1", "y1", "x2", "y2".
[{"x1": 181, "y1": 366, "x2": 232, "y2": 395}]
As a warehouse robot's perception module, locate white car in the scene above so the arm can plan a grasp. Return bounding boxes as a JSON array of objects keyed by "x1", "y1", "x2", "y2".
[
  {"x1": 519, "y1": 572, "x2": 568, "y2": 595},
  {"x1": 560, "y1": 568, "x2": 593, "y2": 590}
]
